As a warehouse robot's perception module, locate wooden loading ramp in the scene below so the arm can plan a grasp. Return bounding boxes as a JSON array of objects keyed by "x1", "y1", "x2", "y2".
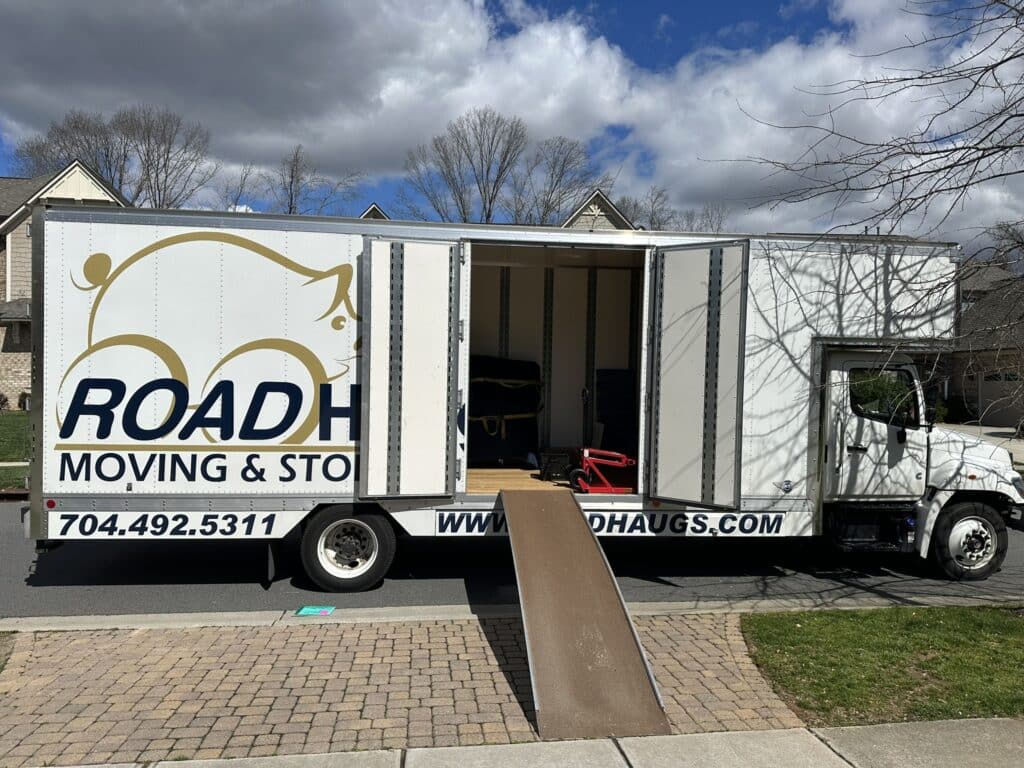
[{"x1": 500, "y1": 489, "x2": 672, "y2": 740}]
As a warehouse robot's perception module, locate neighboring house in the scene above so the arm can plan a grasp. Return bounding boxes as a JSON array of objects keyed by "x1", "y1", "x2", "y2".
[
  {"x1": 947, "y1": 260, "x2": 1024, "y2": 429},
  {"x1": 0, "y1": 160, "x2": 126, "y2": 408},
  {"x1": 359, "y1": 202, "x2": 390, "y2": 220},
  {"x1": 561, "y1": 189, "x2": 636, "y2": 231}
]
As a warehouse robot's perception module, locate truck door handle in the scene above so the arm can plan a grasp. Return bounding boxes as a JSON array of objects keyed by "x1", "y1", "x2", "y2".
[{"x1": 847, "y1": 444, "x2": 868, "y2": 453}]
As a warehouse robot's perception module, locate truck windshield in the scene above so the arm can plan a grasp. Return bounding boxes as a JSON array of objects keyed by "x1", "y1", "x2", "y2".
[{"x1": 849, "y1": 368, "x2": 919, "y2": 428}]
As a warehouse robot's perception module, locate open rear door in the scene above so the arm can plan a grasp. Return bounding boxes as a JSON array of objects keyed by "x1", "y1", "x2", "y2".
[
  {"x1": 648, "y1": 241, "x2": 748, "y2": 507},
  {"x1": 359, "y1": 239, "x2": 461, "y2": 500}
]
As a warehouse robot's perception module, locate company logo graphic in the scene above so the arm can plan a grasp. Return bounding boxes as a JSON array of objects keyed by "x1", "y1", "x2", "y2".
[{"x1": 58, "y1": 232, "x2": 361, "y2": 447}]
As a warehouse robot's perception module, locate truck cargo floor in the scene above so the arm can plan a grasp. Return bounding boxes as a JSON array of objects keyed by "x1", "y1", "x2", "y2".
[
  {"x1": 466, "y1": 468, "x2": 568, "y2": 494},
  {"x1": 500, "y1": 489, "x2": 671, "y2": 740}
]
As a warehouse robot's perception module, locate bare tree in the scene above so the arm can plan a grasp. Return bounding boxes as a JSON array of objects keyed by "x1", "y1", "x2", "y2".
[
  {"x1": 264, "y1": 144, "x2": 360, "y2": 216},
  {"x1": 400, "y1": 139, "x2": 473, "y2": 222},
  {"x1": 505, "y1": 137, "x2": 609, "y2": 225},
  {"x1": 16, "y1": 105, "x2": 217, "y2": 208},
  {"x1": 986, "y1": 221, "x2": 1024, "y2": 271},
  {"x1": 115, "y1": 106, "x2": 218, "y2": 209},
  {"x1": 616, "y1": 185, "x2": 679, "y2": 230},
  {"x1": 616, "y1": 187, "x2": 729, "y2": 231},
  {"x1": 215, "y1": 163, "x2": 258, "y2": 212},
  {"x1": 751, "y1": 1, "x2": 1024, "y2": 237},
  {"x1": 400, "y1": 107, "x2": 527, "y2": 223},
  {"x1": 679, "y1": 202, "x2": 729, "y2": 233},
  {"x1": 751, "y1": 1, "x2": 1024, "y2": 431}
]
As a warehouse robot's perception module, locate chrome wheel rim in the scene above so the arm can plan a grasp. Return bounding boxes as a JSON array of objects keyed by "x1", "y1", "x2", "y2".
[
  {"x1": 948, "y1": 516, "x2": 997, "y2": 571},
  {"x1": 317, "y1": 519, "x2": 378, "y2": 579}
]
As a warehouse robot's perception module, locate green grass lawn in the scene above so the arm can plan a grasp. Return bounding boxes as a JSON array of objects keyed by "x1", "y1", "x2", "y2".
[
  {"x1": 0, "y1": 465, "x2": 27, "y2": 489},
  {"x1": 742, "y1": 606, "x2": 1024, "y2": 726},
  {"x1": 0, "y1": 410, "x2": 29, "y2": 462}
]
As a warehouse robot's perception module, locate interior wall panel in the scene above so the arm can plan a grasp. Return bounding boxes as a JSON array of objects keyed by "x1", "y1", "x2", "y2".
[
  {"x1": 471, "y1": 265, "x2": 500, "y2": 357},
  {"x1": 550, "y1": 269, "x2": 588, "y2": 447}
]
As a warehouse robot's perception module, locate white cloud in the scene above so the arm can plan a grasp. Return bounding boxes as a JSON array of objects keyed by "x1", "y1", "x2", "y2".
[
  {"x1": 779, "y1": 0, "x2": 820, "y2": 19},
  {"x1": 0, "y1": 0, "x2": 1016, "y2": 243},
  {"x1": 655, "y1": 14, "x2": 674, "y2": 41}
]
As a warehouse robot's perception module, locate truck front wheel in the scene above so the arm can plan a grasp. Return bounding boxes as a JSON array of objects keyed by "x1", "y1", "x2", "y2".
[
  {"x1": 931, "y1": 502, "x2": 1008, "y2": 581},
  {"x1": 300, "y1": 507, "x2": 396, "y2": 592}
]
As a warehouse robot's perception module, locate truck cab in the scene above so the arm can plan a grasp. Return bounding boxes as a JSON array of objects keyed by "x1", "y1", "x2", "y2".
[{"x1": 823, "y1": 350, "x2": 1024, "y2": 578}]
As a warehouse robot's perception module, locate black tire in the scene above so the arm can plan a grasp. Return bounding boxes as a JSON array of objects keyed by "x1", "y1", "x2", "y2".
[
  {"x1": 300, "y1": 507, "x2": 397, "y2": 592},
  {"x1": 569, "y1": 468, "x2": 589, "y2": 493},
  {"x1": 930, "y1": 501, "x2": 1008, "y2": 581}
]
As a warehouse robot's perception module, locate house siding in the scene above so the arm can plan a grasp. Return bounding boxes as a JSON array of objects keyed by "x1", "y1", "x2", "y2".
[
  {"x1": 0, "y1": 239, "x2": 7, "y2": 303},
  {"x1": 0, "y1": 323, "x2": 31, "y2": 407},
  {"x1": 567, "y1": 214, "x2": 619, "y2": 230},
  {"x1": 8, "y1": 222, "x2": 31, "y2": 300}
]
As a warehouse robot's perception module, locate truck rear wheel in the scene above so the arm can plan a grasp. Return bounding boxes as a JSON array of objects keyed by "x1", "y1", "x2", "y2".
[
  {"x1": 930, "y1": 502, "x2": 1008, "y2": 581},
  {"x1": 300, "y1": 507, "x2": 396, "y2": 592}
]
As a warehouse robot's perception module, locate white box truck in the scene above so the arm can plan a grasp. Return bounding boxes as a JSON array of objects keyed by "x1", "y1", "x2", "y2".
[{"x1": 27, "y1": 206, "x2": 1024, "y2": 590}]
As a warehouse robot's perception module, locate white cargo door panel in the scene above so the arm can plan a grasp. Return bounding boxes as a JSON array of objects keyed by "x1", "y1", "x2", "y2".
[
  {"x1": 648, "y1": 241, "x2": 748, "y2": 508},
  {"x1": 360, "y1": 239, "x2": 460, "y2": 499}
]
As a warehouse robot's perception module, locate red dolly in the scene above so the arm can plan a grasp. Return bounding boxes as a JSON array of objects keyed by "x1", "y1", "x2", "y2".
[{"x1": 568, "y1": 448, "x2": 637, "y2": 494}]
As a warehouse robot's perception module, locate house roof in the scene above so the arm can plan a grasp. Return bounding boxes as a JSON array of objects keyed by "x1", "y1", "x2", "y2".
[
  {"x1": 958, "y1": 275, "x2": 1024, "y2": 351},
  {"x1": 560, "y1": 189, "x2": 636, "y2": 230},
  {"x1": 0, "y1": 298, "x2": 30, "y2": 322},
  {"x1": 0, "y1": 160, "x2": 127, "y2": 235},
  {"x1": 958, "y1": 260, "x2": 1017, "y2": 293},
  {"x1": 0, "y1": 172, "x2": 58, "y2": 220},
  {"x1": 359, "y1": 202, "x2": 390, "y2": 220}
]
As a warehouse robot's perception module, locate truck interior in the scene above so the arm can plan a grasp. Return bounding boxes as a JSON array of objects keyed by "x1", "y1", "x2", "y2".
[{"x1": 465, "y1": 242, "x2": 646, "y2": 495}]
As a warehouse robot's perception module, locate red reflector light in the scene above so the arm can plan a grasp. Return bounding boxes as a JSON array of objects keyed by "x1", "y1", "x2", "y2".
[{"x1": 45, "y1": 499, "x2": 56, "y2": 509}]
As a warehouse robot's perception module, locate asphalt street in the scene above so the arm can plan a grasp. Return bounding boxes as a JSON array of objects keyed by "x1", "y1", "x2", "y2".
[{"x1": 1, "y1": 502, "x2": 1021, "y2": 617}]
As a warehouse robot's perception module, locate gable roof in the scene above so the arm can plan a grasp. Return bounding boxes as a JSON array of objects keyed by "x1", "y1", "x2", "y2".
[
  {"x1": 0, "y1": 172, "x2": 58, "y2": 220},
  {"x1": 359, "y1": 202, "x2": 390, "y2": 220},
  {"x1": 0, "y1": 159, "x2": 127, "y2": 234},
  {"x1": 560, "y1": 189, "x2": 636, "y2": 230}
]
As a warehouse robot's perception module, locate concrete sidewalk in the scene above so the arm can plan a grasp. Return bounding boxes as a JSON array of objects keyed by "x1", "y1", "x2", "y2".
[{"x1": 34, "y1": 719, "x2": 1022, "y2": 767}]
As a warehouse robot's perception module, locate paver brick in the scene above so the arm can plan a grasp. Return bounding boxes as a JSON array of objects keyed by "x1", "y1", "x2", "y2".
[{"x1": 0, "y1": 612, "x2": 797, "y2": 764}]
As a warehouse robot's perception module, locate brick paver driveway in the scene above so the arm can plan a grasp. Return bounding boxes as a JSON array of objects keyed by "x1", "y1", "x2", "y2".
[{"x1": 0, "y1": 614, "x2": 800, "y2": 767}]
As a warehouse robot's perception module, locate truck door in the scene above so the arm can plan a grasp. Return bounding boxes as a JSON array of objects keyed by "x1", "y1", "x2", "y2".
[
  {"x1": 359, "y1": 239, "x2": 461, "y2": 500},
  {"x1": 648, "y1": 241, "x2": 748, "y2": 507},
  {"x1": 825, "y1": 356, "x2": 928, "y2": 500}
]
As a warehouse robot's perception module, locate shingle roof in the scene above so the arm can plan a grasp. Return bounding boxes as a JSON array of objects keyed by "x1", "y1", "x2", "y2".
[
  {"x1": 958, "y1": 259, "x2": 1018, "y2": 293},
  {"x1": 0, "y1": 298, "x2": 30, "y2": 322},
  {"x1": 958, "y1": 276, "x2": 1024, "y2": 351},
  {"x1": 0, "y1": 172, "x2": 58, "y2": 220}
]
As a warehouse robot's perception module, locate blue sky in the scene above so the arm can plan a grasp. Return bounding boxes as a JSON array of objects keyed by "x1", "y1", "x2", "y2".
[
  {"x1": 0, "y1": 0, "x2": 1015, "y2": 240},
  {"x1": 501, "y1": 0, "x2": 837, "y2": 69}
]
